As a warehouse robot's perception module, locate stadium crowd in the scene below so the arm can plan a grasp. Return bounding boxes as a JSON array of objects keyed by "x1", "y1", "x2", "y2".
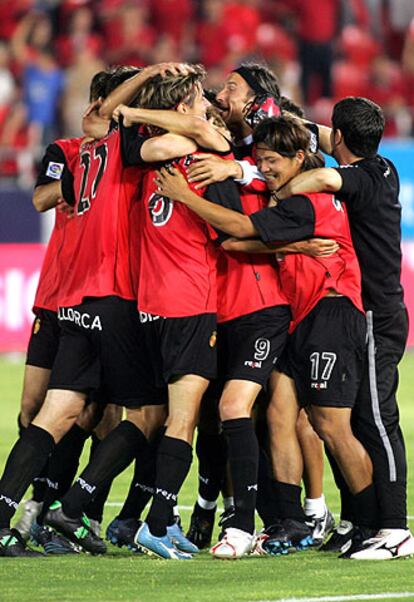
[
  {"x1": 0, "y1": 47, "x2": 412, "y2": 562},
  {"x1": 1, "y1": 0, "x2": 414, "y2": 184}
]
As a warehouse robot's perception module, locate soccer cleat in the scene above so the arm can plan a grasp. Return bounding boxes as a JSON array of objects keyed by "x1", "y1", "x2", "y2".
[
  {"x1": 135, "y1": 522, "x2": 193, "y2": 560},
  {"x1": 348, "y1": 528, "x2": 414, "y2": 560},
  {"x1": 251, "y1": 530, "x2": 270, "y2": 556},
  {"x1": 339, "y1": 526, "x2": 377, "y2": 559},
  {"x1": 186, "y1": 503, "x2": 215, "y2": 549},
  {"x1": 88, "y1": 519, "x2": 101, "y2": 538},
  {"x1": 106, "y1": 517, "x2": 143, "y2": 552},
  {"x1": 45, "y1": 501, "x2": 106, "y2": 555},
  {"x1": 0, "y1": 528, "x2": 44, "y2": 557},
  {"x1": 167, "y1": 520, "x2": 199, "y2": 554},
  {"x1": 14, "y1": 499, "x2": 43, "y2": 541},
  {"x1": 262, "y1": 519, "x2": 313, "y2": 555},
  {"x1": 319, "y1": 520, "x2": 354, "y2": 553},
  {"x1": 210, "y1": 527, "x2": 255, "y2": 559},
  {"x1": 30, "y1": 521, "x2": 80, "y2": 555},
  {"x1": 307, "y1": 507, "x2": 335, "y2": 547}
]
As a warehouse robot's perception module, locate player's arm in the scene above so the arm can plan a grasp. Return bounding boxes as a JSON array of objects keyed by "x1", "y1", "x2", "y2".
[
  {"x1": 156, "y1": 167, "x2": 315, "y2": 242},
  {"x1": 33, "y1": 181, "x2": 63, "y2": 212},
  {"x1": 97, "y1": 63, "x2": 195, "y2": 120},
  {"x1": 222, "y1": 237, "x2": 339, "y2": 257},
  {"x1": 33, "y1": 143, "x2": 69, "y2": 212},
  {"x1": 113, "y1": 105, "x2": 230, "y2": 152},
  {"x1": 277, "y1": 167, "x2": 342, "y2": 200}
]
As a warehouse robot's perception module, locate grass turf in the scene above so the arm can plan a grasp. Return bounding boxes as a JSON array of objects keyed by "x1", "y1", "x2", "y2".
[{"x1": 0, "y1": 354, "x2": 413, "y2": 602}]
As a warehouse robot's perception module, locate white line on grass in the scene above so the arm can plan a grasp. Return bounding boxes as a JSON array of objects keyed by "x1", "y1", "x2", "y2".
[{"x1": 251, "y1": 593, "x2": 414, "y2": 602}]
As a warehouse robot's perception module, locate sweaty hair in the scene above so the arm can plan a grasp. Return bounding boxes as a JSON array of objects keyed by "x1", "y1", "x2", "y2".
[
  {"x1": 253, "y1": 115, "x2": 319, "y2": 172},
  {"x1": 280, "y1": 96, "x2": 305, "y2": 118},
  {"x1": 133, "y1": 64, "x2": 206, "y2": 110},
  {"x1": 237, "y1": 62, "x2": 281, "y2": 102},
  {"x1": 88, "y1": 66, "x2": 141, "y2": 102},
  {"x1": 332, "y1": 97, "x2": 384, "y2": 158}
]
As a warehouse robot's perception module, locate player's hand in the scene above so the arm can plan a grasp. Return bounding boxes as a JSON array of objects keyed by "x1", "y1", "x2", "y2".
[
  {"x1": 113, "y1": 104, "x2": 136, "y2": 127},
  {"x1": 147, "y1": 62, "x2": 195, "y2": 78},
  {"x1": 155, "y1": 167, "x2": 191, "y2": 201},
  {"x1": 297, "y1": 238, "x2": 340, "y2": 257},
  {"x1": 56, "y1": 199, "x2": 75, "y2": 219},
  {"x1": 83, "y1": 98, "x2": 102, "y2": 118},
  {"x1": 187, "y1": 154, "x2": 239, "y2": 188}
]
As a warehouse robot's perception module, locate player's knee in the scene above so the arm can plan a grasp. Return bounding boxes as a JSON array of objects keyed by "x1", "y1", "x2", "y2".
[{"x1": 219, "y1": 397, "x2": 250, "y2": 421}]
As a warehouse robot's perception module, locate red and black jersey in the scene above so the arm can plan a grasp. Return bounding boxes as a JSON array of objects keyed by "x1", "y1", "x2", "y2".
[
  {"x1": 33, "y1": 137, "x2": 82, "y2": 313},
  {"x1": 250, "y1": 192, "x2": 364, "y2": 331},
  {"x1": 217, "y1": 186, "x2": 288, "y2": 322},
  {"x1": 137, "y1": 154, "x2": 221, "y2": 318},
  {"x1": 58, "y1": 126, "x2": 142, "y2": 308}
]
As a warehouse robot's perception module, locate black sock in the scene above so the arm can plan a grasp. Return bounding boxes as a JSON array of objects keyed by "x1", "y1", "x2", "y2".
[
  {"x1": 146, "y1": 436, "x2": 192, "y2": 537},
  {"x1": 325, "y1": 446, "x2": 354, "y2": 522},
  {"x1": 256, "y1": 447, "x2": 280, "y2": 528},
  {"x1": 271, "y1": 480, "x2": 306, "y2": 522},
  {"x1": 38, "y1": 424, "x2": 90, "y2": 524},
  {"x1": 62, "y1": 421, "x2": 147, "y2": 519},
  {"x1": 352, "y1": 484, "x2": 380, "y2": 530},
  {"x1": 196, "y1": 429, "x2": 227, "y2": 503},
  {"x1": 0, "y1": 425, "x2": 54, "y2": 528},
  {"x1": 86, "y1": 434, "x2": 113, "y2": 523},
  {"x1": 222, "y1": 418, "x2": 258, "y2": 534}
]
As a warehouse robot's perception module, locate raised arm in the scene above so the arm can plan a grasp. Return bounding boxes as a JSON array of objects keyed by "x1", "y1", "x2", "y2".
[
  {"x1": 113, "y1": 105, "x2": 230, "y2": 152},
  {"x1": 98, "y1": 63, "x2": 194, "y2": 120}
]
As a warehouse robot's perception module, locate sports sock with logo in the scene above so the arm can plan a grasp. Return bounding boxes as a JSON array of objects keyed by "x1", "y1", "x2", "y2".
[
  {"x1": 37, "y1": 423, "x2": 90, "y2": 524},
  {"x1": 0, "y1": 425, "x2": 55, "y2": 528},
  {"x1": 117, "y1": 426, "x2": 165, "y2": 520},
  {"x1": 84, "y1": 434, "x2": 113, "y2": 523},
  {"x1": 146, "y1": 436, "x2": 192, "y2": 537},
  {"x1": 196, "y1": 429, "x2": 227, "y2": 504},
  {"x1": 61, "y1": 421, "x2": 148, "y2": 519},
  {"x1": 222, "y1": 418, "x2": 259, "y2": 534}
]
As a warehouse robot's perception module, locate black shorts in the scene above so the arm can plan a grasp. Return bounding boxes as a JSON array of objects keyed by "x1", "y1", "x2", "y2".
[
  {"x1": 216, "y1": 305, "x2": 291, "y2": 387},
  {"x1": 26, "y1": 309, "x2": 60, "y2": 370},
  {"x1": 140, "y1": 312, "x2": 217, "y2": 386},
  {"x1": 48, "y1": 297, "x2": 167, "y2": 408},
  {"x1": 277, "y1": 297, "x2": 366, "y2": 408}
]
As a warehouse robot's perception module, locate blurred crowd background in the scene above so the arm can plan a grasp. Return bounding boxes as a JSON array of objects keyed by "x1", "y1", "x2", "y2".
[{"x1": 0, "y1": 0, "x2": 414, "y2": 188}]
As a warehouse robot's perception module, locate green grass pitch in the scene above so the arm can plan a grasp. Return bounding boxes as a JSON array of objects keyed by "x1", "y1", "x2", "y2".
[{"x1": 0, "y1": 354, "x2": 414, "y2": 602}]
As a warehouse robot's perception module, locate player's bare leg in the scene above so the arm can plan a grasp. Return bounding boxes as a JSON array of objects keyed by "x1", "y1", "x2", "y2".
[
  {"x1": 19, "y1": 366, "x2": 51, "y2": 428},
  {"x1": 297, "y1": 409, "x2": 335, "y2": 544}
]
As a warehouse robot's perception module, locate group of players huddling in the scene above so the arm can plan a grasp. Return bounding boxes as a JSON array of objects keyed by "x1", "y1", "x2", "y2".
[{"x1": 0, "y1": 59, "x2": 413, "y2": 562}]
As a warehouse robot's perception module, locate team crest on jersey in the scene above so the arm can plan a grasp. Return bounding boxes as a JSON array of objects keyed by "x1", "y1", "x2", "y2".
[
  {"x1": 46, "y1": 162, "x2": 64, "y2": 180},
  {"x1": 33, "y1": 318, "x2": 41, "y2": 335},
  {"x1": 148, "y1": 193, "x2": 173, "y2": 226},
  {"x1": 209, "y1": 330, "x2": 217, "y2": 348}
]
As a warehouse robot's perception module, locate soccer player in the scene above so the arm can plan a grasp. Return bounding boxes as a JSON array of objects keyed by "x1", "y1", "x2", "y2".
[
  {"x1": 275, "y1": 96, "x2": 414, "y2": 560},
  {"x1": 155, "y1": 114, "x2": 380, "y2": 556},
  {"x1": 0, "y1": 63, "x2": 195, "y2": 558}
]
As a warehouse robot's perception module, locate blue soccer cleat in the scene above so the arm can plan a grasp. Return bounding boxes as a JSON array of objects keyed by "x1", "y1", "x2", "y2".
[
  {"x1": 106, "y1": 517, "x2": 142, "y2": 552},
  {"x1": 135, "y1": 522, "x2": 193, "y2": 560},
  {"x1": 167, "y1": 520, "x2": 199, "y2": 554}
]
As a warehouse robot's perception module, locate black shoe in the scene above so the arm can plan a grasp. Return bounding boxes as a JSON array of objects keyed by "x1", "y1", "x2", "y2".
[
  {"x1": 263, "y1": 519, "x2": 313, "y2": 555},
  {"x1": 30, "y1": 521, "x2": 80, "y2": 555},
  {"x1": 106, "y1": 517, "x2": 142, "y2": 552},
  {"x1": 45, "y1": 501, "x2": 106, "y2": 555},
  {"x1": 339, "y1": 526, "x2": 377, "y2": 559},
  {"x1": 186, "y1": 503, "x2": 216, "y2": 549},
  {"x1": 319, "y1": 520, "x2": 354, "y2": 553},
  {"x1": 217, "y1": 505, "x2": 236, "y2": 541},
  {"x1": 0, "y1": 528, "x2": 44, "y2": 557}
]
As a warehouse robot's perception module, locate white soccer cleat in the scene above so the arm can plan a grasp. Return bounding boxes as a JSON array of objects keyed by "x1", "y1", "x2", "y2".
[
  {"x1": 350, "y1": 528, "x2": 414, "y2": 560},
  {"x1": 14, "y1": 499, "x2": 43, "y2": 541},
  {"x1": 210, "y1": 528, "x2": 255, "y2": 559},
  {"x1": 251, "y1": 530, "x2": 269, "y2": 556}
]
